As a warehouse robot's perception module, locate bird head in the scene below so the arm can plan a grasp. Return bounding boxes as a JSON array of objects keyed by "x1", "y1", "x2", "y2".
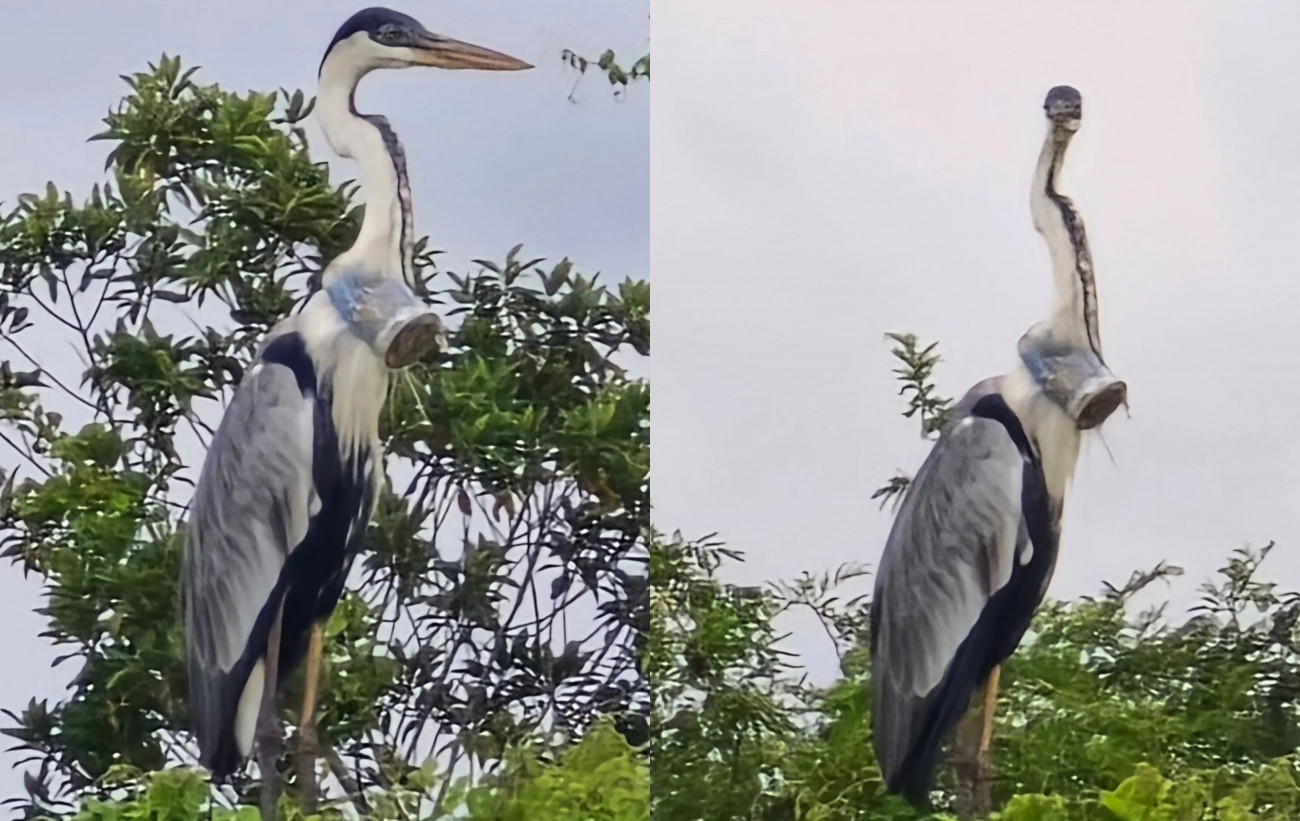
[
  {"x1": 1044, "y1": 85, "x2": 1082, "y2": 137},
  {"x1": 319, "y1": 7, "x2": 532, "y2": 77}
]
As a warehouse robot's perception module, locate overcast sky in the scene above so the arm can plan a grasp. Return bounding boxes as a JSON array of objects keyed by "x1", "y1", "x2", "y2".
[
  {"x1": 0, "y1": 0, "x2": 646, "y2": 798},
  {"x1": 654, "y1": 1, "x2": 1300, "y2": 685}
]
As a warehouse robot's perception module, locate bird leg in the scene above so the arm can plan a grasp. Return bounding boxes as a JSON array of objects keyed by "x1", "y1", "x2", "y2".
[
  {"x1": 978, "y1": 665, "x2": 1001, "y2": 760},
  {"x1": 257, "y1": 607, "x2": 284, "y2": 821},
  {"x1": 952, "y1": 666, "x2": 1000, "y2": 820},
  {"x1": 296, "y1": 623, "x2": 324, "y2": 814}
]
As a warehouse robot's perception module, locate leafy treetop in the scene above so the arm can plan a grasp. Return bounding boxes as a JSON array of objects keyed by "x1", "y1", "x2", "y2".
[{"x1": 0, "y1": 54, "x2": 648, "y2": 819}]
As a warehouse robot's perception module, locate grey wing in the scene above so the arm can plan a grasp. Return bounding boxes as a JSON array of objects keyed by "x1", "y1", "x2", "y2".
[
  {"x1": 182, "y1": 360, "x2": 315, "y2": 764},
  {"x1": 870, "y1": 415, "x2": 1025, "y2": 789}
]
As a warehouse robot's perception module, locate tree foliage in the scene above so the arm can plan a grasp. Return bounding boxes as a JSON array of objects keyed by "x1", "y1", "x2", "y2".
[
  {"x1": 649, "y1": 335, "x2": 1300, "y2": 820},
  {"x1": 0, "y1": 55, "x2": 647, "y2": 819},
  {"x1": 58, "y1": 721, "x2": 647, "y2": 821},
  {"x1": 562, "y1": 48, "x2": 651, "y2": 102}
]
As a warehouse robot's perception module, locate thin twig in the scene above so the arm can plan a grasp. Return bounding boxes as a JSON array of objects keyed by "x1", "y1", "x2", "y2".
[
  {"x1": 2, "y1": 336, "x2": 100, "y2": 415},
  {"x1": 0, "y1": 428, "x2": 51, "y2": 477}
]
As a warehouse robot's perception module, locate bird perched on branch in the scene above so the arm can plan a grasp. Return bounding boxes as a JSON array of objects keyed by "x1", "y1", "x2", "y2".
[
  {"x1": 181, "y1": 7, "x2": 530, "y2": 816},
  {"x1": 870, "y1": 85, "x2": 1127, "y2": 814}
]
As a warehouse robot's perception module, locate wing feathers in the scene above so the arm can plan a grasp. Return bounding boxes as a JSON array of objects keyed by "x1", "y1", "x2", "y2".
[
  {"x1": 182, "y1": 352, "x2": 316, "y2": 771},
  {"x1": 870, "y1": 413, "x2": 1029, "y2": 799}
]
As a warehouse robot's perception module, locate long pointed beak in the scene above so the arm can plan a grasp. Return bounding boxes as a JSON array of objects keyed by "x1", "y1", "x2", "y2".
[{"x1": 412, "y1": 32, "x2": 532, "y2": 71}]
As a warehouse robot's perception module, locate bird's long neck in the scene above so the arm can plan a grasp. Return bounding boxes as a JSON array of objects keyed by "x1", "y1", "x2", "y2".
[
  {"x1": 1001, "y1": 365, "x2": 1080, "y2": 513},
  {"x1": 1029, "y1": 125, "x2": 1103, "y2": 361},
  {"x1": 294, "y1": 293, "x2": 391, "y2": 460},
  {"x1": 316, "y1": 57, "x2": 415, "y2": 286}
]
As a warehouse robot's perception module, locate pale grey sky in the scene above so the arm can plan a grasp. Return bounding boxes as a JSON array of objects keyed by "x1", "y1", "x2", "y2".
[
  {"x1": 653, "y1": 1, "x2": 1300, "y2": 684},
  {"x1": 0, "y1": 0, "x2": 646, "y2": 799}
]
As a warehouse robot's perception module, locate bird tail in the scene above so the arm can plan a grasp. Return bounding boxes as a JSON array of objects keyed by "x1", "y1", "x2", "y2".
[
  {"x1": 186, "y1": 582, "x2": 289, "y2": 778},
  {"x1": 187, "y1": 645, "x2": 246, "y2": 777},
  {"x1": 872, "y1": 644, "x2": 997, "y2": 807}
]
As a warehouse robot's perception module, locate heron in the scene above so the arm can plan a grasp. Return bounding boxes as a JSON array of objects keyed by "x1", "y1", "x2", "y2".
[
  {"x1": 869, "y1": 86, "x2": 1127, "y2": 812},
  {"x1": 180, "y1": 7, "x2": 530, "y2": 813}
]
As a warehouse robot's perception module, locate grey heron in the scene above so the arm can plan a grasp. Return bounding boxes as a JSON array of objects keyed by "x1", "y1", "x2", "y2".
[
  {"x1": 869, "y1": 86, "x2": 1127, "y2": 810},
  {"x1": 180, "y1": 6, "x2": 529, "y2": 811}
]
